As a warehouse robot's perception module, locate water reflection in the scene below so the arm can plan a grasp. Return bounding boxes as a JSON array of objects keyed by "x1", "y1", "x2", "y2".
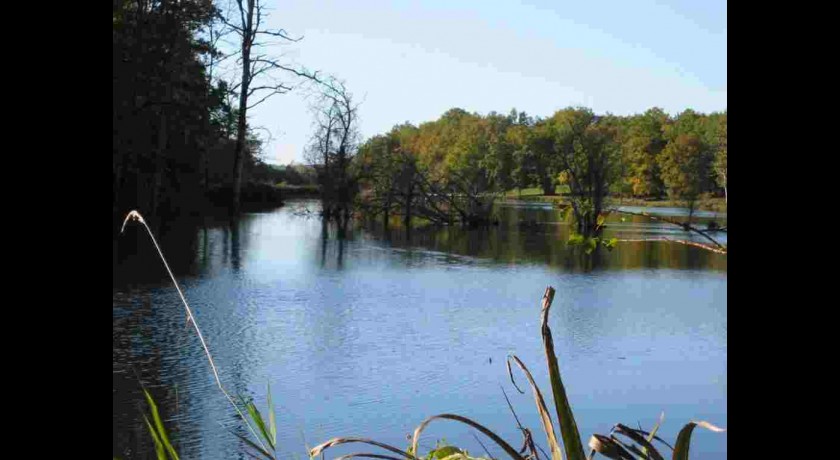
[
  {"x1": 320, "y1": 220, "x2": 350, "y2": 270},
  {"x1": 230, "y1": 220, "x2": 241, "y2": 271},
  {"x1": 113, "y1": 199, "x2": 726, "y2": 459},
  {"x1": 349, "y1": 202, "x2": 726, "y2": 273}
]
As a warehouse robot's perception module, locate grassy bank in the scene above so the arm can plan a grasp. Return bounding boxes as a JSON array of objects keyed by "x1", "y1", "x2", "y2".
[{"x1": 502, "y1": 187, "x2": 727, "y2": 213}]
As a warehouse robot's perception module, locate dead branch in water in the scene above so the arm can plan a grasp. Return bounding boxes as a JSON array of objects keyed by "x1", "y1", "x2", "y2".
[
  {"x1": 616, "y1": 237, "x2": 727, "y2": 255},
  {"x1": 606, "y1": 208, "x2": 726, "y2": 253}
]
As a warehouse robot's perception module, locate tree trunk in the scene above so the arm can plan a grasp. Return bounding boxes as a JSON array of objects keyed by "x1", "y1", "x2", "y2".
[
  {"x1": 231, "y1": 6, "x2": 253, "y2": 215},
  {"x1": 231, "y1": 67, "x2": 249, "y2": 214},
  {"x1": 404, "y1": 187, "x2": 413, "y2": 227},
  {"x1": 541, "y1": 174, "x2": 556, "y2": 196}
]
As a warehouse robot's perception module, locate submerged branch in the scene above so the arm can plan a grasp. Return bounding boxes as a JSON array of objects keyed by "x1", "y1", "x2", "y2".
[
  {"x1": 616, "y1": 237, "x2": 727, "y2": 255},
  {"x1": 607, "y1": 208, "x2": 726, "y2": 252}
]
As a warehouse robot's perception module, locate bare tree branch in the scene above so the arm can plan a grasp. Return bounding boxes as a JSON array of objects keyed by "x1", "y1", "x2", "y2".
[
  {"x1": 616, "y1": 238, "x2": 727, "y2": 255},
  {"x1": 606, "y1": 208, "x2": 726, "y2": 251},
  {"x1": 212, "y1": 0, "x2": 322, "y2": 211},
  {"x1": 251, "y1": 58, "x2": 321, "y2": 82},
  {"x1": 255, "y1": 29, "x2": 302, "y2": 41},
  {"x1": 247, "y1": 87, "x2": 291, "y2": 109}
]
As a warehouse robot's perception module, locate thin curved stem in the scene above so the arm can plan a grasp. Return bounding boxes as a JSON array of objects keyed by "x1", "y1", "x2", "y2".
[{"x1": 121, "y1": 210, "x2": 271, "y2": 456}]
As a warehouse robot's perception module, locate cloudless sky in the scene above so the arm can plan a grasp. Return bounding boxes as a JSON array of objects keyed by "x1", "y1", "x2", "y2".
[{"x1": 239, "y1": 0, "x2": 726, "y2": 164}]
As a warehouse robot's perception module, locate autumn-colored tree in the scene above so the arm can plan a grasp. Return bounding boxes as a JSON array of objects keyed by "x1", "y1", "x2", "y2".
[
  {"x1": 481, "y1": 111, "x2": 518, "y2": 192},
  {"x1": 714, "y1": 114, "x2": 727, "y2": 202},
  {"x1": 658, "y1": 133, "x2": 712, "y2": 220},
  {"x1": 505, "y1": 112, "x2": 539, "y2": 193},
  {"x1": 621, "y1": 108, "x2": 669, "y2": 197},
  {"x1": 356, "y1": 124, "x2": 420, "y2": 227},
  {"x1": 703, "y1": 111, "x2": 727, "y2": 202}
]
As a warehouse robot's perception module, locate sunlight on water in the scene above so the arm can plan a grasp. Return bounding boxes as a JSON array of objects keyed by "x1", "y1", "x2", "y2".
[{"x1": 114, "y1": 199, "x2": 726, "y2": 459}]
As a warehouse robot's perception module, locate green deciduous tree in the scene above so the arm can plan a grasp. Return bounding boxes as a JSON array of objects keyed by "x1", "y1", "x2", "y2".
[
  {"x1": 357, "y1": 124, "x2": 421, "y2": 227},
  {"x1": 658, "y1": 133, "x2": 711, "y2": 220},
  {"x1": 714, "y1": 115, "x2": 727, "y2": 203},
  {"x1": 529, "y1": 119, "x2": 561, "y2": 195},
  {"x1": 551, "y1": 108, "x2": 622, "y2": 237},
  {"x1": 621, "y1": 108, "x2": 669, "y2": 197},
  {"x1": 657, "y1": 109, "x2": 718, "y2": 220}
]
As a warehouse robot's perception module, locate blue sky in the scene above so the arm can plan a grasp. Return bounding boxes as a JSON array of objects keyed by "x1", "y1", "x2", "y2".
[{"x1": 244, "y1": 0, "x2": 726, "y2": 164}]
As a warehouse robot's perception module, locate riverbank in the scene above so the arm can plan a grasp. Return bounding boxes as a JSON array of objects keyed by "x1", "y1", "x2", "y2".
[
  {"x1": 502, "y1": 188, "x2": 727, "y2": 213},
  {"x1": 204, "y1": 183, "x2": 319, "y2": 209},
  {"x1": 276, "y1": 184, "x2": 320, "y2": 197}
]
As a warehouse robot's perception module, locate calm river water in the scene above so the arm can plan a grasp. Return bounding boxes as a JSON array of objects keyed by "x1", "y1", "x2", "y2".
[{"x1": 113, "y1": 199, "x2": 726, "y2": 459}]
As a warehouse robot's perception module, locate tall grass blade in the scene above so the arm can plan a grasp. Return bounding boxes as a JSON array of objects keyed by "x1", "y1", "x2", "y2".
[
  {"x1": 611, "y1": 424, "x2": 663, "y2": 460},
  {"x1": 619, "y1": 428, "x2": 672, "y2": 452},
  {"x1": 335, "y1": 454, "x2": 411, "y2": 460},
  {"x1": 143, "y1": 389, "x2": 180, "y2": 460},
  {"x1": 143, "y1": 414, "x2": 167, "y2": 460},
  {"x1": 607, "y1": 437, "x2": 648, "y2": 459},
  {"x1": 121, "y1": 210, "x2": 270, "y2": 455},
  {"x1": 647, "y1": 413, "x2": 664, "y2": 444},
  {"x1": 640, "y1": 412, "x2": 664, "y2": 458},
  {"x1": 229, "y1": 429, "x2": 276, "y2": 459},
  {"x1": 506, "y1": 360, "x2": 525, "y2": 395},
  {"x1": 586, "y1": 435, "x2": 634, "y2": 460},
  {"x1": 245, "y1": 398, "x2": 275, "y2": 450},
  {"x1": 506, "y1": 356, "x2": 563, "y2": 460},
  {"x1": 539, "y1": 287, "x2": 586, "y2": 460},
  {"x1": 672, "y1": 421, "x2": 725, "y2": 460},
  {"x1": 268, "y1": 383, "x2": 277, "y2": 448},
  {"x1": 499, "y1": 386, "x2": 542, "y2": 460},
  {"x1": 472, "y1": 432, "x2": 497, "y2": 460},
  {"x1": 411, "y1": 414, "x2": 526, "y2": 460},
  {"x1": 310, "y1": 437, "x2": 417, "y2": 460}
]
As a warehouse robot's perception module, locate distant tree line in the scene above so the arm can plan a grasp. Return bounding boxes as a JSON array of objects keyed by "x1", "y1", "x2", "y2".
[{"x1": 353, "y1": 107, "x2": 726, "y2": 237}]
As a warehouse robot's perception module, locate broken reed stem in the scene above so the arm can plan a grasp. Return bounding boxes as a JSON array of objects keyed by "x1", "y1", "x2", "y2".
[{"x1": 121, "y1": 210, "x2": 270, "y2": 455}]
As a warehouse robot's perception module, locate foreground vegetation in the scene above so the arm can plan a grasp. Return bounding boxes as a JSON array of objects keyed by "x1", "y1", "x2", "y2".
[
  {"x1": 121, "y1": 211, "x2": 725, "y2": 460},
  {"x1": 308, "y1": 289, "x2": 725, "y2": 460}
]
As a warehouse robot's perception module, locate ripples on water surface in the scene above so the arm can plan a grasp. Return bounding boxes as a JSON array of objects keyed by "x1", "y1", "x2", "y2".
[{"x1": 113, "y1": 199, "x2": 726, "y2": 459}]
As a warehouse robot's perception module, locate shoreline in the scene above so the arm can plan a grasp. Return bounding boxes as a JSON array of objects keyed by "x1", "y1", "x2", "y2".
[{"x1": 500, "y1": 189, "x2": 727, "y2": 214}]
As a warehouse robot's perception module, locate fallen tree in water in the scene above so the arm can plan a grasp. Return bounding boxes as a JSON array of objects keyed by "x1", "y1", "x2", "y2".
[
  {"x1": 605, "y1": 208, "x2": 727, "y2": 254},
  {"x1": 356, "y1": 141, "x2": 500, "y2": 228}
]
